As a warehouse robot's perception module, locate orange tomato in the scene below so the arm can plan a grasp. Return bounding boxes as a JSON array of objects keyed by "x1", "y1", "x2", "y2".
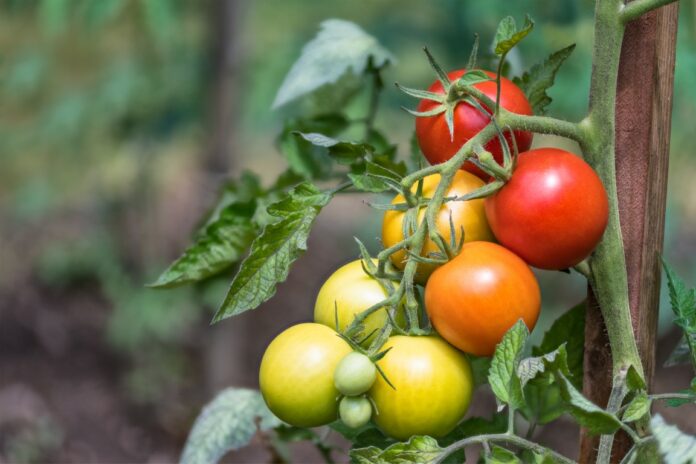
[
  {"x1": 424, "y1": 241, "x2": 540, "y2": 356},
  {"x1": 382, "y1": 171, "x2": 494, "y2": 283}
]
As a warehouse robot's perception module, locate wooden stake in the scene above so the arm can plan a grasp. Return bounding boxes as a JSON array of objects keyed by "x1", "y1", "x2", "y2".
[{"x1": 580, "y1": 3, "x2": 679, "y2": 462}]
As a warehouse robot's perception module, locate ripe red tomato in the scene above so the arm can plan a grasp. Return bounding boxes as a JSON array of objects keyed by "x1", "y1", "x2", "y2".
[
  {"x1": 424, "y1": 241, "x2": 541, "y2": 357},
  {"x1": 484, "y1": 148, "x2": 609, "y2": 270},
  {"x1": 415, "y1": 70, "x2": 533, "y2": 179}
]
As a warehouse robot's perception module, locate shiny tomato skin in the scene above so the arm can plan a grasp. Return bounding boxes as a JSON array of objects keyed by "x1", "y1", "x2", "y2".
[
  {"x1": 484, "y1": 148, "x2": 609, "y2": 270},
  {"x1": 370, "y1": 335, "x2": 473, "y2": 440},
  {"x1": 424, "y1": 241, "x2": 541, "y2": 357},
  {"x1": 382, "y1": 170, "x2": 495, "y2": 283},
  {"x1": 259, "y1": 323, "x2": 352, "y2": 428},
  {"x1": 415, "y1": 70, "x2": 533, "y2": 179}
]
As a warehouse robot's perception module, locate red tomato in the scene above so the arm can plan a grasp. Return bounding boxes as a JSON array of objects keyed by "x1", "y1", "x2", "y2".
[
  {"x1": 415, "y1": 70, "x2": 533, "y2": 179},
  {"x1": 484, "y1": 148, "x2": 609, "y2": 270},
  {"x1": 424, "y1": 242, "x2": 541, "y2": 357}
]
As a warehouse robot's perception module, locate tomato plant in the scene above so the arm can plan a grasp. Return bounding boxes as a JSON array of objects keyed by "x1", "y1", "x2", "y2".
[
  {"x1": 485, "y1": 148, "x2": 609, "y2": 270},
  {"x1": 382, "y1": 170, "x2": 494, "y2": 282},
  {"x1": 161, "y1": 4, "x2": 696, "y2": 464},
  {"x1": 259, "y1": 323, "x2": 352, "y2": 427},
  {"x1": 369, "y1": 335, "x2": 473, "y2": 440},
  {"x1": 415, "y1": 70, "x2": 533, "y2": 179}
]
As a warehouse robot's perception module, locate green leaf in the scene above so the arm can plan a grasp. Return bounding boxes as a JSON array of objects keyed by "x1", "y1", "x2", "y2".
[
  {"x1": 180, "y1": 388, "x2": 281, "y2": 464},
  {"x1": 625, "y1": 364, "x2": 647, "y2": 392},
  {"x1": 149, "y1": 203, "x2": 257, "y2": 288},
  {"x1": 622, "y1": 392, "x2": 651, "y2": 423},
  {"x1": 350, "y1": 436, "x2": 443, "y2": 464},
  {"x1": 533, "y1": 301, "x2": 585, "y2": 388},
  {"x1": 518, "y1": 345, "x2": 569, "y2": 388},
  {"x1": 486, "y1": 445, "x2": 522, "y2": 463},
  {"x1": 651, "y1": 414, "x2": 696, "y2": 464},
  {"x1": 214, "y1": 183, "x2": 332, "y2": 322},
  {"x1": 295, "y1": 132, "x2": 374, "y2": 164},
  {"x1": 494, "y1": 15, "x2": 534, "y2": 56},
  {"x1": 488, "y1": 320, "x2": 529, "y2": 410},
  {"x1": 518, "y1": 346, "x2": 570, "y2": 426},
  {"x1": 523, "y1": 382, "x2": 566, "y2": 425},
  {"x1": 273, "y1": 19, "x2": 394, "y2": 108},
  {"x1": 457, "y1": 69, "x2": 493, "y2": 86},
  {"x1": 554, "y1": 371, "x2": 622, "y2": 435},
  {"x1": 349, "y1": 160, "x2": 406, "y2": 193},
  {"x1": 663, "y1": 260, "x2": 696, "y2": 373},
  {"x1": 513, "y1": 44, "x2": 576, "y2": 115}
]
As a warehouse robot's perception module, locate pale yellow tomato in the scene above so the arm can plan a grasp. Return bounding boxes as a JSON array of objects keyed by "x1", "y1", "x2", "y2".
[
  {"x1": 370, "y1": 335, "x2": 474, "y2": 440},
  {"x1": 259, "y1": 323, "x2": 352, "y2": 427}
]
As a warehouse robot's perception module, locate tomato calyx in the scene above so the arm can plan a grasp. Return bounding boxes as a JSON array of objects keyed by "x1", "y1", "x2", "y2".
[{"x1": 397, "y1": 47, "x2": 496, "y2": 143}]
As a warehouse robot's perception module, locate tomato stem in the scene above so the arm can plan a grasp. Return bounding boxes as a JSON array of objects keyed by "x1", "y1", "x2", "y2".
[{"x1": 433, "y1": 433, "x2": 576, "y2": 464}]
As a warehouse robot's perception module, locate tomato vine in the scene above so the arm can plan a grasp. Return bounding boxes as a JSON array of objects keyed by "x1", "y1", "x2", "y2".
[{"x1": 159, "y1": 1, "x2": 696, "y2": 463}]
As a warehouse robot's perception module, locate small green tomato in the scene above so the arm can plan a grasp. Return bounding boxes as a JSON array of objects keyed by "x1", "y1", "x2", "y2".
[
  {"x1": 334, "y1": 352, "x2": 377, "y2": 396},
  {"x1": 339, "y1": 396, "x2": 372, "y2": 429}
]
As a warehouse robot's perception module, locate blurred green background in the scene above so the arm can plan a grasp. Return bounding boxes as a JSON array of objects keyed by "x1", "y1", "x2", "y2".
[{"x1": 1, "y1": 0, "x2": 694, "y2": 462}]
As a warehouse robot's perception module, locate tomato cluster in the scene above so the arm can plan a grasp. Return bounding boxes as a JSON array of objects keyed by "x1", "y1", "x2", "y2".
[{"x1": 259, "y1": 68, "x2": 608, "y2": 440}]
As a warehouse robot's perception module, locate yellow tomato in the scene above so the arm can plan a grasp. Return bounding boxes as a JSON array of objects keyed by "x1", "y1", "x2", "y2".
[
  {"x1": 370, "y1": 335, "x2": 474, "y2": 440},
  {"x1": 382, "y1": 170, "x2": 494, "y2": 283},
  {"x1": 314, "y1": 260, "x2": 402, "y2": 345},
  {"x1": 259, "y1": 323, "x2": 352, "y2": 427}
]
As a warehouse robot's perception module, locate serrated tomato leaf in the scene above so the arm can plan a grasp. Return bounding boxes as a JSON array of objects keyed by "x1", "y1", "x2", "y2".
[
  {"x1": 273, "y1": 19, "x2": 394, "y2": 108},
  {"x1": 494, "y1": 15, "x2": 534, "y2": 56},
  {"x1": 213, "y1": 183, "x2": 332, "y2": 322},
  {"x1": 554, "y1": 371, "x2": 622, "y2": 435},
  {"x1": 518, "y1": 345, "x2": 569, "y2": 388},
  {"x1": 513, "y1": 44, "x2": 575, "y2": 115},
  {"x1": 663, "y1": 260, "x2": 696, "y2": 373},
  {"x1": 350, "y1": 436, "x2": 443, "y2": 464},
  {"x1": 180, "y1": 388, "x2": 280, "y2": 464},
  {"x1": 294, "y1": 131, "x2": 375, "y2": 165},
  {"x1": 488, "y1": 320, "x2": 529, "y2": 410},
  {"x1": 149, "y1": 202, "x2": 257, "y2": 289}
]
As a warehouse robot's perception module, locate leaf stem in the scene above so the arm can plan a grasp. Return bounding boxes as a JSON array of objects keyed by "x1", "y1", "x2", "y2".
[
  {"x1": 597, "y1": 367, "x2": 630, "y2": 463},
  {"x1": 433, "y1": 433, "x2": 576, "y2": 464}
]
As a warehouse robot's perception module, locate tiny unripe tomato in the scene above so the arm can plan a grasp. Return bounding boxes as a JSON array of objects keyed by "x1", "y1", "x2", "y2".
[
  {"x1": 314, "y1": 260, "x2": 403, "y2": 345},
  {"x1": 485, "y1": 148, "x2": 609, "y2": 270},
  {"x1": 339, "y1": 396, "x2": 373, "y2": 429},
  {"x1": 415, "y1": 70, "x2": 533, "y2": 179},
  {"x1": 334, "y1": 352, "x2": 377, "y2": 396},
  {"x1": 370, "y1": 335, "x2": 473, "y2": 440},
  {"x1": 259, "y1": 323, "x2": 352, "y2": 428},
  {"x1": 382, "y1": 170, "x2": 494, "y2": 283},
  {"x1": 425, "y1": 241, "x2": 541, "y2": 356}
]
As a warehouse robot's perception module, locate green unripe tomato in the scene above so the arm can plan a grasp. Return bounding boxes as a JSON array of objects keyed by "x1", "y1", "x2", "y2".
[
  {"x1": 334, "y1": 352, "x2": 377, "y2": 396},
  {"x1": 339, "y1": 396, "x2": 372, "y2": 429}
]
